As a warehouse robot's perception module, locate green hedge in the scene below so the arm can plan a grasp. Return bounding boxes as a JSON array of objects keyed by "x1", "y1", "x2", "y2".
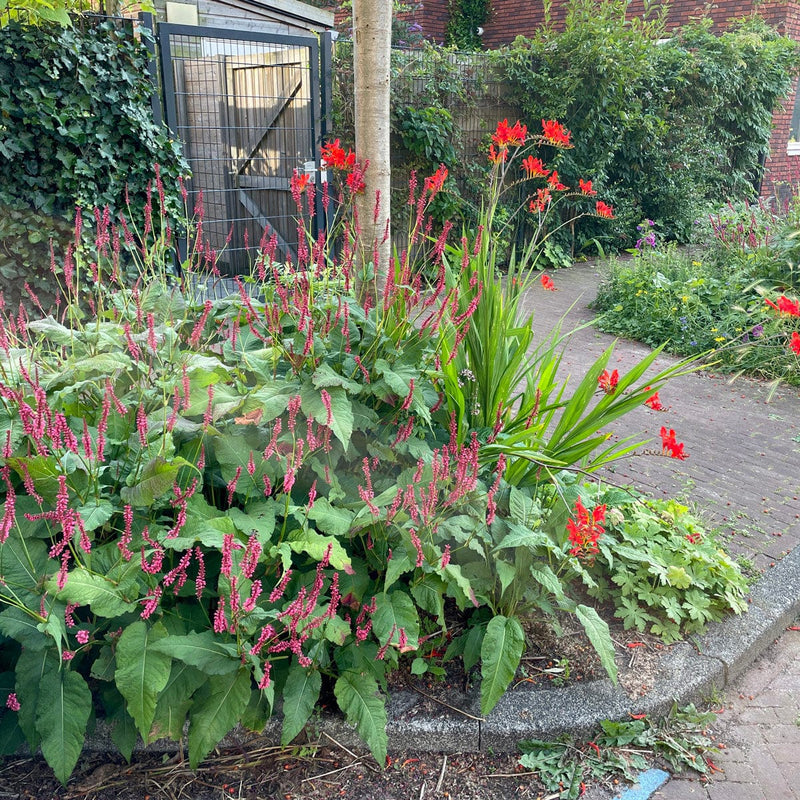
[
  {"x1": 499, "y1": 0, "x2": 800, "y2": 250},
  {"x1": 0, "y1": 18, "x2": 187, "y2": 307}
]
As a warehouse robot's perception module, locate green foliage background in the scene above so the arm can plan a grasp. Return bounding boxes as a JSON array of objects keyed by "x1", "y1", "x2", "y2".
[
  {"x1": 499, "y1": 0, "x2": 800, "y2": 249},
  {"x1": 0, "y1": 18, "x2": 187, "y2": 308}
]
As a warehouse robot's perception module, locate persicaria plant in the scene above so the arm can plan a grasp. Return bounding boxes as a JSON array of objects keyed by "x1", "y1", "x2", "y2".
[{"x1": 0, "y1": 120, "x2": 745, "y2": 783}]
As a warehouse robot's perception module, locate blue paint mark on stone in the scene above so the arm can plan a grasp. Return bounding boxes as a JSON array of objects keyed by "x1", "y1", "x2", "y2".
[{"x1": 613, "y1": 768, "x2": 670, "y2": 800}]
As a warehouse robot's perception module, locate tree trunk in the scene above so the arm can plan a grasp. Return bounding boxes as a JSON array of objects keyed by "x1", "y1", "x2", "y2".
[{"x1": 352, "y1": 0, "x2": 392, "y2": 305}]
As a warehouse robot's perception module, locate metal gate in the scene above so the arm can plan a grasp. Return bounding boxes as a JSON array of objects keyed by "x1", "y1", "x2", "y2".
[{"x1": 157, "y1": 23, "x2": 331, "y2": 275}]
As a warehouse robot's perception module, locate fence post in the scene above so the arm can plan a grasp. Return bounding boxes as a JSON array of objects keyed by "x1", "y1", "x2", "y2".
[{"x1": 138, "y1": 12, "x2": 163, "y2": 127}]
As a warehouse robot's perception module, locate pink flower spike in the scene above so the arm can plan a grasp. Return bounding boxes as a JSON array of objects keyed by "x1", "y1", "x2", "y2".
[{"x1": 6, "y1": 693, "x2": 20, "y2": 711}]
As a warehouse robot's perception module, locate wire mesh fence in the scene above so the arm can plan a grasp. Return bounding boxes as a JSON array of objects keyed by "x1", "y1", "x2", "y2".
[
  {"x1": 158, "y1": 25, "x2": 325, "y2": 275},
  {"x1": 331, "y1": 40, "x2": 519, "y2": 160}
]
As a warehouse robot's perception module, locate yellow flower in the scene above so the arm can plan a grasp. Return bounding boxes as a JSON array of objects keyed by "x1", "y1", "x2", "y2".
[
  {"x1": 714, "y1": 336, "x2": 725, "y2": 342},
  {"x1": 710, "y1": 327, "x2": 718, "y2": 332},
  {"x1": 681, "y1": 295, "x2": 689, "y2": 302},
  {"x1": 692, "y1": 261, "x2": 702, "y2": 266}
]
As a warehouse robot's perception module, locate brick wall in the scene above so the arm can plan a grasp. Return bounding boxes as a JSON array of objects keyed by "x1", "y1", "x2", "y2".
[
  {"x1": 762, "y1": 4, "x2": 800, "y2": 203},
  {"x1": 479, "y1": 0, "x2": 765, "y2": 48},
  {"x1": 416, "y1": 0, "x2": 449, "y2": 43}
]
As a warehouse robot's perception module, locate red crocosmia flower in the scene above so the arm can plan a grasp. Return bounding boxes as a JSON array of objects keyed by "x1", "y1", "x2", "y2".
[
  {"x1": 579, "y1": 178, "x2": 597, "y2": 196},
  {"x1": 424, "y1": 164, "x2": 448, "y2": 196},
  {"x1": 529, "y1": 187, "x2": 552, "y2": 213},
  {"x1": 488, "y1": 144, "x2": 507, "y2": 164},
  {"x1": 765, "y1": 295, "x2": 800, "y2": 317},
  {"x1": 492, "y1": 118, "x2": 527, "y2": 148},
  {"x1": 291, "y1": 172, "x2": 311, "y2": 192},
  {"x1": 541, "y1": 119, "x2": 571, "y2": 146},
  {"x1": 660, "y1": 426, "x2": 688, "y2": 460},
  {"x1": 789, "y1": 331, "x2": 800, "y2": 355},
  {"x1": 567, "y1": 497, "x2": 606, "y2": 561},
  {"x1": 321, "y1": 138, "x2": 356, "y2": 171},
  {"x1": 521, "y1": 156, "x2": 550, "y2": 178},
  {"x1": 597, "y1": 369, "x2": 619, "y2": 394},
  {"x1": 645, "y1": 390, "x2": 664, "y2": 411},
  {"x1": 547, "y1": 170, "x2": 568, "y2": 191},
  {"x1": 540, "y1": 273, "x2": 557, "y2": 291},
  {"x1": 595, "y1": 200, "x2": 614, "y2": 219}
]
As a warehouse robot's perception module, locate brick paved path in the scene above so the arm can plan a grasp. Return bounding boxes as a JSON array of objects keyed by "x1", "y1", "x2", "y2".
[
  {"x1": 654, "y1": 618, "x2": 800, "y2": 800},
  {"x1": 523, "y1": 263, "x2": 800, "y2": 800},
  {"x1": 521, "y1": 262, "x2": 800, "y2": 572}
]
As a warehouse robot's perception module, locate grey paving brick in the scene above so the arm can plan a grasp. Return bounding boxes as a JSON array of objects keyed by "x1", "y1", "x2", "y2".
[
  {"x1": 774, "y1": 704, "x2": 800, "y2": 724},
  {"x1": 717, "y1": 760, "x2": 755, "y2": 783},
  {"x1": 756, "y1": 691, "x2": 793, "y2": 707},
  {"x1": 762, "y1": 724, "x2": 800, "y2": 744},
  {"x1": 737, "y1": 707, "x2": 781, "y2": 725},
  {"x1": 749, "y1": 748, "x2": 797, "y2": 797},
  {"x1": 768, "y1": 743, "x2": 800, "y2": 763},
  {"x1": 706, "y1": 783, "x2": 769, "y2": 800},
  {"x1": 653, "y1": 778, "x2": 709, "y2": 798}
]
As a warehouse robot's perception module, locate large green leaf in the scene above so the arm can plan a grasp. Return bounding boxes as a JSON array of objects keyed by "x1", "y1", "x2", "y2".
[
  {"x1": 442, "y1": 562, "x2": 477, "y2": 609},
  {"x1": 480, "y1": 615, "x2": 525, "y2": 716},
  {"x1": 14, "y1": 648, "x2": 58, "y2": 750},
  {"x1": 149, "y1": 631, "x2": 240, "y2": 675},
  {"x1": 300, "y1": 384, "x2": 353, "y2": 448},
  {"x1": 114, "y1": 621, "x2": 172, "y2": 741},
  {"x1": 173, "y1": 513, "x2": 237, "y2": 549},
  {"x1": 493, "y1": 522, "x2": 550, "y2": 552},
  {"x1": 306, "y1": 497, "x2": 355, "y2": 537},
  {"x1": 334, "y1": 671, "x2": 387, "y2": 766},
  {"x1": 6, "y1": 455, "x2": 62, "y2": 502},
  {"x1": 0, "y1": 607, "x2": 49, "y2": 650},
  {"x1": 110, "y1": 705, "x2": 138, "y2": 762},
  {"x1": 508, "y1": 487, "x2": 542, "y2": 528},
  {"x1": 287, "y1": 529, "x2": 352, "y2": 572},
  {"x1": 410, "y1": 574, "x2": 446, "y2": 627},
  {"x1": 120, "y1": 457, "x2": 195, "y2": 507},
  {"x1": 35, "y1": 666, "x2": 92, "y2": 785},
  {"x1": 383, "y1": 551, "x2": 413, "y2": 592},
  {"x1": 575, "y1": 604, "x2": 618, "y2": 685},
  {"x1": 528, "y1": 563, "x2": 567, "y2": 603},
  {"x1": 187, "y1": 668, "x2": 251, "y2": 768},
  {"x1": 213, "y1": 428, "x2": 269, "y2": 497},
  {"x1": 371, "y1": 591, "x2": 419, "y2": 651},
  {"x1": 230, "y1": 502, "x2": 277, "y2": 543},
  {"x1": 77, "y1": 499, "x2": 115, "y2": 533},
  {"x1": 240, "y1": 383, "x2": 294, "y2": 423},
  {"x1": 47, "y1": 567, "x2": 136, "y2": 618},
  {"x1": 280, "y1": 662, "x2": 322, "y2": 745},
  {"x1": 150, "y1": 662, "x2": 207, "y2": 743},
  {"x1": 311, "y1": 363, "x2": 361, "y2": 393},
  {"x1": 26, "y1": 317, "x2": 74, "y2": 345},
  {"x1": 185, "y1": 380, "x2": 243, "y2": 421}
]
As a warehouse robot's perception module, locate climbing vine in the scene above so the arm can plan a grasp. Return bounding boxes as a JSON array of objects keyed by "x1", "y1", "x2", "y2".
[{"x1": 446, "y1": 0, "x2": 490, "y2": 49}]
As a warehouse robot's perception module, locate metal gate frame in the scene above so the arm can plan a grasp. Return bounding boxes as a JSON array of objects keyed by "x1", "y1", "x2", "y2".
[{"x1": 148, "y1": 18, "x2": 333, "y2": 274}]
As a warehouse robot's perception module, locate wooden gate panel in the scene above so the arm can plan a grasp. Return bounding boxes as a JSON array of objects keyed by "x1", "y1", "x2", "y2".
[{"x1": 158, "y1": 24, "x2": 324, "y2": 275}]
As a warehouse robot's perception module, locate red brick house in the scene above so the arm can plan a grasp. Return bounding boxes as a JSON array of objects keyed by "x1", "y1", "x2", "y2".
[{"x1": 387, "y1": 0, "x2": 800, "y2": 202}]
